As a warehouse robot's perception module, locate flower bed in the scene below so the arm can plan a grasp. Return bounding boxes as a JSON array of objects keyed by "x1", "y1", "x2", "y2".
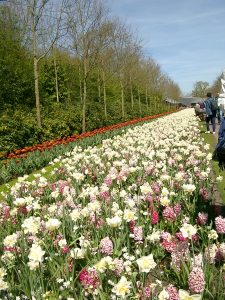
[
  {"x1": 0, "y1": 109, "x2": 224, "y2": 299},
  {"x1": 0, "y1": 110, "x2": 177, "y2": 185},
  {"x1": 1, "y1": 111, "x2": 176, "y2": 161}
]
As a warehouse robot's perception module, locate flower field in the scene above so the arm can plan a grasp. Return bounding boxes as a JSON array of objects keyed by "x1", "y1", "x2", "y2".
[
  {"x1": 0, "y1": 111, "x2": 176, "y2": 185},
  {"x1": 0, "y1": 109, "x2": 224, "y2": 299}
]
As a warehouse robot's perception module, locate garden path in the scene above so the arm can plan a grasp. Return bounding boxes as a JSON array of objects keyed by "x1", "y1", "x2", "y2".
[{"x1": 211, "y1": 122, "x2": 225, "y2": 215}]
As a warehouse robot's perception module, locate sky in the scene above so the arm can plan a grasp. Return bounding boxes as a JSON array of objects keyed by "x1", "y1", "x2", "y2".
[{"x1": 107, "y1": 0, "x2": 225, "y2": 95}]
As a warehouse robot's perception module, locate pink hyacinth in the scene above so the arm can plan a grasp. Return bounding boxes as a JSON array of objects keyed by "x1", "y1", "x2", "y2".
[
  {"x1": 219, "y1": 243, "x2": 225, "y2": 258},
  {"x1": 58, "y1": 180, "x2": 70, "y2": 194},
  {"x1": 79, "y1": 268, "x2": 99, "y2": 291},
  {"x1": 171, "y1": 252, "x2": 182, "y2": 270},
  {"x1": 99, "y1": 237, "x2": 113, "y2": 255},
  {"x1": 215, "y1": 216, "x2": 225, "y2": 234},
  {"x1": 134, "y1": 226, "x2": 143, "y2": 242},
  {"x1": 104, "y1": 176, "x2": 113, "y2": 187},
  {"x1": 117, "y1": 170, "x2": 128, "y2": 182},
  {"x1": 61, "y1": 245, "x2": 69, "y2": 254},
  {"x1": 99, "y1": 191, "x2": 110, "y2": 202},
  {"x1": 2, "y1": 206, "x2": 10, "y2": 221},
  {"x1": 176, "y1": 231, "x2": 187, "y2": 241},
  {"x1": 151, "y1": 210, "x2": 159, "y2": 225},
  {"x1": 173, "y1": 204, "x2": 181, "y2": 216},
  {"x1": 188, "y1": 267, "x2": 205, "y2": 293},
  {"x1": 162, "y1": 206, "x2": 176, "y2": 222},
  {"x1": 113, "y1": 259, "x2": 124, "y2": 277},
  {"x1": 161, "y1": 238, "x2": 177, "y2": 253},
  {"x1": 151, "y1": 182, "x2": 160, "y2": 195},
  {"x1": 129, "y1": 220, "x2": 135, "y2": 233},
  {"x1": 145, "y1": 193, "x2": 153, "y2": 203},
  {"x1": 142, "y1": 286, "x2": 151, "y2": 299},
  {"x1": 145, "y1": 166, "x2": 155, "y2": 176},
  {"x1": 199, "y1": 187, "x2": 209, "y2": 201},
  {"x1": 168, "y1": 158, "x2": 175, "y2": 166},
  {"x1": 90, "y1": 215, "x2": 104, "y2": 228},
  {"x1": 196, "y1": 212, "x2": 208, "y2": 226},
  {"x1": 166, "y1": 284, "x2": 179, "y2": 300},
  {"x1": 168, "y1": 239, "x2": 189, "y2": 270}
]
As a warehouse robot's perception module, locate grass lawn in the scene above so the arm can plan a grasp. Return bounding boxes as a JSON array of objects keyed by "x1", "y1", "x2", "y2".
[{"x1": 199, "y1": 121, "x2": 225, "y2": 203}]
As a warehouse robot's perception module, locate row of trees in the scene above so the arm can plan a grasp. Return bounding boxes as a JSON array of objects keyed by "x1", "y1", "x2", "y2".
[
  {"x1": 192, "y1": 73, "x2": 224, "y2": 98},
  {"x1": 0, "y1": 0, "x2": 181, "y2": 152}
]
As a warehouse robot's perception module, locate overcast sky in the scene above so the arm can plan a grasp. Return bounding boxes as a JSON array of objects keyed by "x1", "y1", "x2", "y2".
[{"x1": 107, "y1": 0, "x2": 225, "y2": 95}]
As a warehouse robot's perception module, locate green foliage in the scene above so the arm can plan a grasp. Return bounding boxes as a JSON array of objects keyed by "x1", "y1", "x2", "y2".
[
  {"x1": 0, "y1": 6, "x2": 34, "y2": 108},
  {"x1": 40, "y1": 58, "x2": 70, "y2": 104},
  {"x1": 192, "y1": 81, "x2": 210, "y2": 98}
]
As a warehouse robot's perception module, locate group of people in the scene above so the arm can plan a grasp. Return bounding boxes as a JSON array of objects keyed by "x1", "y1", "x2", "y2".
[
  {"x1": 203, "y1": 92, "x2": 223, "y2": 134},
  {"x1": 199, "y1": 92, "x2": 225, "y2": 169}
]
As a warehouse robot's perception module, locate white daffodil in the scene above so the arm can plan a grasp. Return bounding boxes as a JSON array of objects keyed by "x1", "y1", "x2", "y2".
[
  {"x1": 180, "y1": 223, "x2": 197, "y2": 239},
  {"x1": 136, "y1": 254, "x2": 156, "y2": 273},
  {"x1": 45, "y1": 218, "x2": 61, "y2": 231},
  {"x1": 178, "y1": 289, "x2": 201, "y2": 300},
  {"x1": 112, "y1": 276, "x2": 131, "y2": 298}
]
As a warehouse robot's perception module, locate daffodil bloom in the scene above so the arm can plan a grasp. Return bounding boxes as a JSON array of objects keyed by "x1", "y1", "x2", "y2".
[
  {"x1": 112, "y1": 276, "x2": 131, "y2": 298},
  {"x1": 179, "y1": 289, "x2": 201, "y2": 300}
]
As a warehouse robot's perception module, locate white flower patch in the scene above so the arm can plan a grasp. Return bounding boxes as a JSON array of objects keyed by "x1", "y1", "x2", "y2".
[{"x1": 1, "y1": 109, "x2": 218, "y2": 298}]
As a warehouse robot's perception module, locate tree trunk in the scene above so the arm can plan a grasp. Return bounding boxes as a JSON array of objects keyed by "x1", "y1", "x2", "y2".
[
  {"x1": 32, "y1": 6, "x2": 41, "y2": 128},
  {"x1": 98, "y1": 70, "x2": 101, "y2": 101},
  {"x1": 82, "y1": 58, "x2": 87, "y2": 133},
  {"x1": 120, "y1": 80, "x2": 125, "y2": 118},
  {"x1": 138, "y1": 87, "x2": 141, "y2": 115},
  {"x1": 102, "y1": 70, "x2": 107, "y2": 118},
  {"x1": 79, "y1": 66, "x2": 83, "y2": 103},
  {"x1": 53, "y1": 54, "x2": 59, "y2": 103},
  {"x1": 34, "y1": 57, "x2": 41, "y2": 127},
  {"x1": 145, "y1": 87, "x2": 148, "y2": 111},
  {"x1": 130, "y1": 76, "x2": 134, "y2": 110},
  {"x1": 82, "y1": 78, "x2": 86, "y2": 132}
]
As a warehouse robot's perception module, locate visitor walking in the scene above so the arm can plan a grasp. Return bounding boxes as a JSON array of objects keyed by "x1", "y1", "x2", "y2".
[
  {"x1": 214, "y1": 101, "x2": 225, "y2": 169},
  {"x1": 204, "y1": 92, "x2": 216, "y2": 134},
  {"x1": 215, "y1": 93, "x2": 221, "y2": 124}
]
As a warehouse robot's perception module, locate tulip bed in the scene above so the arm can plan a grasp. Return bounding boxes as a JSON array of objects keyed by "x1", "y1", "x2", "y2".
[
  {"x1": 0, "y1": 109, "x2": 224, "y2": 299},
  {"x1": 0, "y1": 111, "x2": 176, "y2": 185}
]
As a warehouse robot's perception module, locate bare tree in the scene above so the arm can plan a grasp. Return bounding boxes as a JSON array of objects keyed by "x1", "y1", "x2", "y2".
[
  {"x1": 66, "y1": 0, "x2": 108, "y2": 132},
  {"x1": 10, "y1": 0, "x2": 65, "y2": 127},
  {"x1": 111, "y1": 20, "x2": 137, "y2": 118}
]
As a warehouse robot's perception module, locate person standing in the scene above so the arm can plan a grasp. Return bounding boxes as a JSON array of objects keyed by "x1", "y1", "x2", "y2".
[
  {"x1": 204, "y1": 92, "x2": 216, "y2": 134},
  {"x1": 215, "y1": 101, "x2": 225, "y2": 169},
  {"x1": 215, "y1": 93, "x2": 221, "y2": 124}
]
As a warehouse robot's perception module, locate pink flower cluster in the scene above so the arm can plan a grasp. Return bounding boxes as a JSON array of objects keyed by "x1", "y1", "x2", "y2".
[
  {"x1": 162, "y1": 204, "x2": 181, "y2": 222},
  {"x1": 79, "y1": 268, "x2": 99, "y2": 292},
  {"x1": 134, "y1": 226, "x2": 143, "y2": 242},
  {"x1": 196, "y1": 212, "x2": 208, "y2": 226},
  {"x1": 215, "y1": 216, "x2": 225, "y2": 234},
  {"x1": 188, "y1": 267, "x2": 205, "y2": 293},
  {"x1": 113, "y1": 258, "x2": 124, "y2": 277},
  {"x1": 166, "y1": 284, "x2": 179, "y2": 300},
  {"x1": 99, "y1": 237, "x2": 113, "y2": 255}
]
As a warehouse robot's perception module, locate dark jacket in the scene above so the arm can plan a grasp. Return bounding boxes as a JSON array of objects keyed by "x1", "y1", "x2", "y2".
[
  {"x1": 217, "y1": 117, "x2": 225, "y2": 149},
  {"x1": 204, "y1": 97, "x2": 212, "y2": 116}
]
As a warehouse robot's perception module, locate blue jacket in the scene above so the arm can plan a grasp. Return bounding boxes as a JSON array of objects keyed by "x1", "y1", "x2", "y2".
[
  {"x1": 204, "y1": 97, "x2": 212, "y2": 116},
  {"x1": 217, "y1": 117, "x2": 225, "y2": 149}
]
